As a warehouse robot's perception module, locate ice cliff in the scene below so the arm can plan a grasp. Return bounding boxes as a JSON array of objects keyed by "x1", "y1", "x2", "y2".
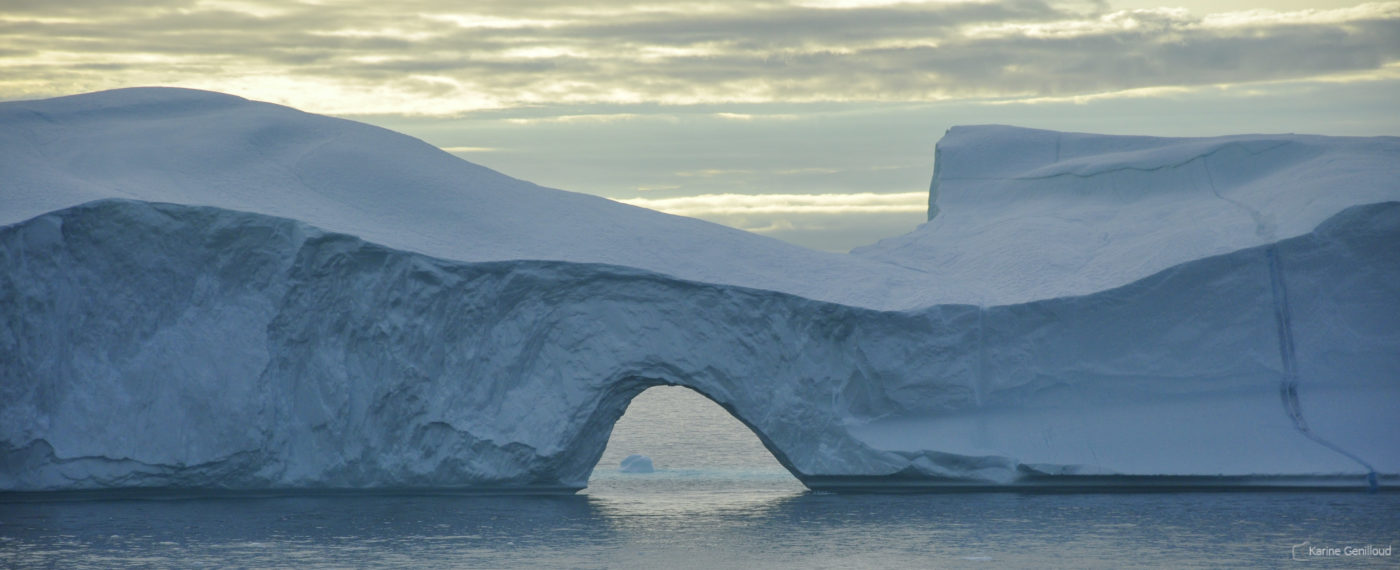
[{"x1": 2, "y1": 88, "x2": 1397, "y2": 493}]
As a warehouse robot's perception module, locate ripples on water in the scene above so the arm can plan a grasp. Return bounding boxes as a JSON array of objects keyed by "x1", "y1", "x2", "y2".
[{"x1": 3, "y1": 387, "x2": 1396, "y2": 568}]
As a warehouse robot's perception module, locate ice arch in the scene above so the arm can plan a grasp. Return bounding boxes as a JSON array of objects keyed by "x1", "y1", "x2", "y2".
[
  {"x1": 3, "y1": 89, "x2": 1396, "y2": 494},
  {"x1": 3, "y1": 200, "x2": 1398, "y2": 493},
  {"x1": 0, "y1": 201, "x2": 916, "y2": 492}
]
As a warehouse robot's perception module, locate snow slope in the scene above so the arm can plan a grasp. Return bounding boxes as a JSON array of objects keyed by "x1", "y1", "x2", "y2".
[
  {"x1": 0, "y1": 87, "x2": 939, "y2": 311},
  {"x1": 2, "y1": 90, "x2": 1397, "y2": 492}
]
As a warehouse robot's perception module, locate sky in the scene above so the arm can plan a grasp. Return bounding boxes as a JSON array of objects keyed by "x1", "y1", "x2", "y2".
[{"x1": 3, "y1": 0, "x2": 1397, "y2": 251}]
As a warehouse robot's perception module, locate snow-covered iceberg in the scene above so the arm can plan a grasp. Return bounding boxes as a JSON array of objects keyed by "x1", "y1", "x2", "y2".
[{"x1": 2, "y1": 88, "x2": 1397, "y2": 493}]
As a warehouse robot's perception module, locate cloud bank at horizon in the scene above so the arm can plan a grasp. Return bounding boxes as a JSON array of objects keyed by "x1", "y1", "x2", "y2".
[{"x1": 2, "y1": 0, "x2": 1396, "y2": 115}]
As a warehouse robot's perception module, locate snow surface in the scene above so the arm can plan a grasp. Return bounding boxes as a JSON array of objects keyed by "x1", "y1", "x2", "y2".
[
  {"x1": 1, "y1": 88, "x2": 1397, "y2": 492},
  {"x1": 0, "y1": 88, "x2": 939, "y2": 312},
  {"x1": 853, "y1": 125, "x2": 1400, "y2": 305}
]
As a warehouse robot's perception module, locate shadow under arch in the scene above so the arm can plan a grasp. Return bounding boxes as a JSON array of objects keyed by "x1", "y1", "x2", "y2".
[{"x1": 569, "y1": 375, "x2": 810, "y2": 490}]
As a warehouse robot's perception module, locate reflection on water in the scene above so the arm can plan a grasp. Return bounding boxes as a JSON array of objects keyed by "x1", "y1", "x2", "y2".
[
  {"x1": 587, "y1": 470, "x2": 804, "y2": 518},
  {"x1": 4, "y1": 491, "x2": 1397, "y2": 568}
]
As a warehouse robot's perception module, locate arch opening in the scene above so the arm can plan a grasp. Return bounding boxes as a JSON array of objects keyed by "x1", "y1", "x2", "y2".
[{"x1": 584, "y1": 385, "x2": 805, "y2": 496}]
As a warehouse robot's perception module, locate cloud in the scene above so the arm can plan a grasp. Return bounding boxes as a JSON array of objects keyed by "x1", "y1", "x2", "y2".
[
  {"x1": 674, "y1": 169, "x2": 754, "y2": 178},
  {"x1": 502, "y1": 113, "x2": 671, "y2": 125},
  {"x1": 616, "y1": 191, "x2": 929, "y2": 252},
  {"x1": 441, "y1": 146, "x2": 499, "y2": 153},
  {"x1": 1, "y1": 0, "x2": 1397, "y2": 114},
  {"x1": 635, "y1": 184, "x2": 682, "y2": 192},
  {"x1": 617, "y1": 191, "x2": 928, "y2": 215}
]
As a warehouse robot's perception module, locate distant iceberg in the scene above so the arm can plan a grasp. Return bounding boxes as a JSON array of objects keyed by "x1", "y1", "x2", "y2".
[
  {"x1": 620, "y1": 455, "x2": 655, "y2": 474},
  {"x1": 2, "y1": 88, "x2": 1396, "y2": 493}
]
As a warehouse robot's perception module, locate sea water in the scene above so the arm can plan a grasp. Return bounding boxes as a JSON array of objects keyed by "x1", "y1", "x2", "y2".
[{"x1": 3, "y1": 387, "x2": 1396, "y2": 568}]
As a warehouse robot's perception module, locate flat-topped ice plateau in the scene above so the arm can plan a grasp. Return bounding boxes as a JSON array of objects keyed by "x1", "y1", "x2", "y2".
[{"x1": 2, "y1": 88, "x2": 1397, "y2": 493}]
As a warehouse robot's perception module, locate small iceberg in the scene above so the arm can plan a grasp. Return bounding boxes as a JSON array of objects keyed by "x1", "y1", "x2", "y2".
[{"x1": 620, "y1": 455, "x2": 655, "y2": 474}]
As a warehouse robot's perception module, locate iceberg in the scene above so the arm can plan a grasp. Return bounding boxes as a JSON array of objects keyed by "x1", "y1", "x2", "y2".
[
  {"x1": 1, "y1": 88, "x2": 1396, "y2": 493},
  {"x1": 620, "y1": 455, "x2": 655, "y2": 474}
]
